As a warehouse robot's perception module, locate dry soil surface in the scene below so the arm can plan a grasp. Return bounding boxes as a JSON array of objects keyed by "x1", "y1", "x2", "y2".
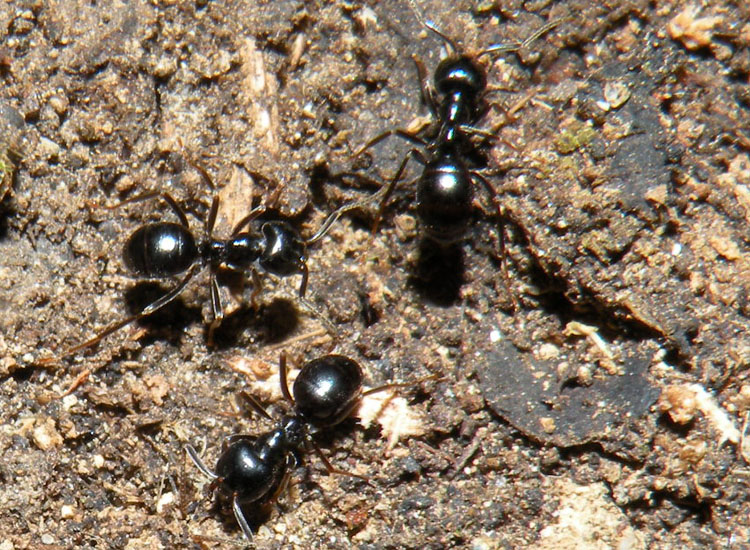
[{"x1": 1, "y1": 1, "x2": 749, "y2": 549}]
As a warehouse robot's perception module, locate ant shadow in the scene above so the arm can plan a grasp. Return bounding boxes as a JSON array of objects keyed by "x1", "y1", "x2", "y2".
[
  {"x1": 122, "y1": 278, "x2": 303, "y2": 350},
  {"x1": 211, "y1": 296, "x2": 301, "y2": 349},
  {"x1": 408, "y1": 238, "x2": 465, "y2": 307},
  {"x1": 0, "y1": 203, "x2": 11, "y2": 241},
  {"x1": 123, "y1": 283, "x2": 201, "y2": 344}
]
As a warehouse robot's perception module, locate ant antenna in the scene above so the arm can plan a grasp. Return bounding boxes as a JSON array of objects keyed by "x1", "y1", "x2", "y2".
[
  {"x1": 479, "y1": 17, "x2": 568, "y2": 58},
  {"x1": 304, "y1": 206, "x2": 346, "y2": 245},
  {"x1": 405, "y1": 0, "x2": 459, "y2": 55},
  {"x1": 304, "y1": 189, "x2": 388, "y2": 245}
]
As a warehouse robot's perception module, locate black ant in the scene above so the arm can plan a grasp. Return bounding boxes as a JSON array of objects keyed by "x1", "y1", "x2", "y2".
[
  {"x1": 42, "y1": 169, "x2": 366, "y2": 365},
  {"x1": 186, "y1": 353, "x2": 411, "y2": 541},
  {"x1": 353, "y1": 5, "x2": 564, "y2": 303}
]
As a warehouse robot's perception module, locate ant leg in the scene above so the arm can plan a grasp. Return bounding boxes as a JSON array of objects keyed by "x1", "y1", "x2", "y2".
[
  {"x1": 372, "y1": 148, "x2": 427, "y2": 235},
  {"x1": 457, "y1": 124, "x2": 499, "y2": 142},
  {"x1": 185, "y1": 157, "x2": 217, "y2": 190},
  {"x1": 232, "y1": 166, "x2": 285, "y2": 211},
  {"x1": 310, "y1": 441, "x2": 373, "y2": 486},
  {"x1": 108, "y1": 191, "x2": 190, "y2": 228},
  {"x1": 297, "y1": 262, "x2": 309, "y2": 298},
  {"x1": 231, "y1": 497, "x2": 255, "y2": 542},
  {"x1": 143, "y1": 264, "x2": 201, "y2": 315},
  {"x1": 191, "y1": 161, "x2": 275, "y2": 235},
  {"x1": 207, "y1": 273, "x2": 224, "y2": 347},
  {"x1": 186, "y1": 445, "x2": 218, "y2": 480},
  {"x1": 247, "y1": 269, "x2": 263, "y2": 311},
  {"x1": 230, "y1": 205, "x2": 266, "y2": 237},
  {"x1": 412, "y1": 55, "x2": 438, "y2": 118},
  {"x1": 160, "y1": 193, "x2": 191, "y2": 228},
  {"x1": 481, "y1": 17, "x2": 567, "y2": 56},
  {"x1": 238, "y1": 391, "x2": 274, "y2": 421},
  {"x1": 252, "y1": 170, "x2": 285, "y2": 210},
  {"x1": 306, "y1": 181, "x2": 417, "y2": 245},
  {"x1": 205, "y1": 196, "x2": 219, "y2": 237},
  {"x1": 471, "y1": 172, "x2": 519, "y2": 312},
  {"x1": 298, "y1": 295, "x2": 338, "y2": 341},
  {"x1": 352, "y1": 129, "x2": 427, "y2": 160},
  {"x1": 270, "y1": 459, "x2": 295, "y2": 507},
  {"x1": 458, "y1": 122, "x2": 521, "y2": 154},
  {"x1": 248, "y1": 269, "x2": 263, "y2": 311},
  {"x1": 483, "y1": 87, "x2": 539, "y2": 129},
  {"x1": 43, "y1": 264, "x2": 200, "y2": 363},
  {"x1": 305, "y1": 196, "x2": 377, "y2": 245},
  {"x1": 279, "y1": 351, "x2": 295, "y2": 406}
]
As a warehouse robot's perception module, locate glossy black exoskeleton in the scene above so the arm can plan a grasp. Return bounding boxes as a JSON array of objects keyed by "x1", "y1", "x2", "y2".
[
  {"x1": 124, "y1": 222, "x2": 199, "y2": 278},
  {"x1": 355, "y1": 7, "x2": 563, "y2": 291},
  {"x1": 292, "y1": 355, "x2": 363, "y2": 424},
  {"x1": 414, "y1": 150, "x2": 476, "y2": 243},
  {"x1": 186, "y1": 354, "x2": 378, "y2": 541},
  {"x1": 363, "y1": 13, "x2": 562, "y2": 240},
  {"x1": 359, "y1": 50, "x2": 492, "y2": 244},
  {"x1": 122, "y1": 196, "x2": 309, "y2": 301},
  {"x1": 46, "y1": 174, "x2": 358, "y2": 364}
]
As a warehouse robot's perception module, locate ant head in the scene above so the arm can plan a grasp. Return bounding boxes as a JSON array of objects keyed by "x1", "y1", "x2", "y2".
[
  {"x1": 293, "y1": 355, "x2": 363, "y2": 427},
  {"x1": 259, "y1": 221, "x2": 306, "y2": 276},
  {"x1": 434, "y1": 55, "x2": 486, "y2": 98},
  {"x1": 214, "y1": 438, "x2": 271, "y2": 502}
]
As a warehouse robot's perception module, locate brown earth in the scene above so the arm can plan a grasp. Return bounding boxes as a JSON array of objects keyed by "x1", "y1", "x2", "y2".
[{"x1": 1, "y1": 1, "x2": 749, "y2": 549}]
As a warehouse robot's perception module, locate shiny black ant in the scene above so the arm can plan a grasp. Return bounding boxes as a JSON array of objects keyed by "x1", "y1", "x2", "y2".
[
  {"x1": 43, "y1": 171, "x2": 364, "y2": 364},
  {"x1": 354, "y1": 5, "x2": 563, "y2": 302},
  {"x1": 186, "y1": 353, "x2": 409, "y2": 541}
]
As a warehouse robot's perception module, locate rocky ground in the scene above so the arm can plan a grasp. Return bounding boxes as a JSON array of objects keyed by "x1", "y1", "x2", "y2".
[{"x1": 1, "y1": 0, "x2": 749, "y2": 549}]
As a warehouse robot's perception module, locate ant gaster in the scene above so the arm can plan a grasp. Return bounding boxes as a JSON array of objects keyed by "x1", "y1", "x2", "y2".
[
  {"x1": 186, "y1": 353, "x2": 401, "y2": 541},
  {"x1": 355, "y1": 5, "x2": 563, "y2": 298},
  {"x1": 44, "y1": 170, "x2": 362, "y2": 364}
]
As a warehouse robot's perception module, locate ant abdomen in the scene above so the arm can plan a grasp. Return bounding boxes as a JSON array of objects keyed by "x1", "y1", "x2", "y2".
[
  {"x1": 123, "y1": 222, "x2": 198, "y2": 278},
  {"x1": 416, "y1": 153, "x2": 474, "y2": 243},
  {"x1": 292, "y1": 355, "x2": 363, "y2": 426}
]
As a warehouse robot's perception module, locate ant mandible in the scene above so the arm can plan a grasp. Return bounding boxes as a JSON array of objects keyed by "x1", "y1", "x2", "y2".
[
  {"x1": 354, "y1": 4, "x2": 564, "y2": 300},
  {"x1": 186, "y1": 353, "x2": 406, "y2": 541},
  {"x1": 44, "y1": 166, "x2": 363, "y2": 363}
]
